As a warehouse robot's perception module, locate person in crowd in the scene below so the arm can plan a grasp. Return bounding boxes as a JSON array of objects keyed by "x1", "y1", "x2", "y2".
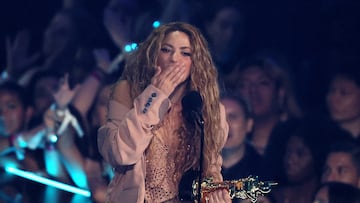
[
  {"x1": 221, "y1": 93, "x2": 269, "y2": 203},
  {"x1": 272, "y1": 122, "x2": 325, "y2": 203},
  {"x1": 5, "y1": 6, "x2": 102, "y2": 86},
  {"x1": 83, "y1": 84, "x2": 114, "y2": 203},
  {"x1": 68, "y1": 43, "x2": 120, "y2": 203},
  {"x1": 98, "y1": 0, "x2": 195, "y2": 80},
  {"x1": 97, "y1": 22, "x2": 231, "y2": 203},
  {"x1": 39, "y1": 74, "x2": 86, "y2": 188},
  {"x1": 1, "y1": 75, "x2": 89, "y2": 202},
  {"x1": 71, "y1": 63, "x2": 119, "y2": 203},
  {"x1": 313, "y1": 182, "x2": 360, "y2": 203},
  {"x1": 25, "y1": 70, "x2": 62, "y2": 127},
  {"x1": 325, "y1": 64, "x2": 360, "y2": 143},
  {"x1": 103, "y1": 0, "x2": 192, "y2": 50},
  {"x1": 197, "y1": 0, "x2": 247, "y2": 78},
  {"x1": 322, "y1": 141, "x2": 360, "y2": 188},
  {"x1": 225, "y1": 56, "x2": 302, "y2": 183},
  {"x1": 226, "y1": 56, "x2": 302, "y2": 156},
  {"x1": 0, "y1": 81, "x2": 42, "y2": 202},
  {"x1": 220, "y1": 93, "x2": 264, "y2": 180},
  {"x1": 179, "y1": 93, "x2": 265, "y2": 203},
  {"x1": 40, "y1": 74, "x2": 89, "y2": 203}
]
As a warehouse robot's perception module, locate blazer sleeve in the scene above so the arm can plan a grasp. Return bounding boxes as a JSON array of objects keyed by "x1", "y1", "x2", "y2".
[{"x1": 98, "y1": 83, "x2": 171, "y2": 166}]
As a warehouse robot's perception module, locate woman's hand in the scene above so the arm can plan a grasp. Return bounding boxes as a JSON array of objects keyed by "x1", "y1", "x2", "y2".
[
  {"x1": 53, "y1": 73, "x2": 80, "y2": 109},
  {"x1": 150, "y1": 64, "x2": 187, "y2": 96},
  {"x1": 206, "y1": 189, "x2": 232, "y2": 203}
]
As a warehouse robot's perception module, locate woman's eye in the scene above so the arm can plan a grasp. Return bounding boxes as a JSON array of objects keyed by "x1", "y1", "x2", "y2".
[
  {"x1": 182, "y1": 52, "x2": 192, "y2": 57},
  {"x1": 160, "y1": 47, "x2": 171, "y2": 53}
]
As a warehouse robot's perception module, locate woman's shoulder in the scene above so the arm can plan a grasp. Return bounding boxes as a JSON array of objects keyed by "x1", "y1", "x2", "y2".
[{"x1": 113, "y1": 80, "x2": 130, "y2": 92}]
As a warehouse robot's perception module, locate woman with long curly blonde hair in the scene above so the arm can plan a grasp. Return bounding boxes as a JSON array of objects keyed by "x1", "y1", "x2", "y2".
[{"x1": 98, "y1": 22, "x2": 230, "y2": 202}]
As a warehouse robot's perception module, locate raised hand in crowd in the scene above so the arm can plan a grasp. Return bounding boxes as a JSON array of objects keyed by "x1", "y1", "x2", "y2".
[{"x1": 5, "y1": 29, "x2": 41, "y2": 79}]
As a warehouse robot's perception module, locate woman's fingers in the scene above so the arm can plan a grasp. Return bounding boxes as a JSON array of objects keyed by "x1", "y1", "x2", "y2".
[
  {"x1": 153, "y1": 66, "x2": 162, "y2": 78},
  {"x1": 207, "y1": 189, "x2": 231, "y2": 203},
  {"x1": 151, "y1": 63, "x2": 187, "y2": 96}
]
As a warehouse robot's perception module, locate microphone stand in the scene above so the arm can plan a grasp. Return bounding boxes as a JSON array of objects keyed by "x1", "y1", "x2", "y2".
[{"x1": 194, "y1": 112, "x2": 205, "y2": 203}]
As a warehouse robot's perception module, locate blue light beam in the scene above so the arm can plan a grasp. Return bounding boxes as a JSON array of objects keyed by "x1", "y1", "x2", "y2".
[
  {"x1": 152, "y1": 20, "x2": 160, "y2": 28},
  {"x1": 4, "y1": 166, "x2": 91, "y2": 197}
]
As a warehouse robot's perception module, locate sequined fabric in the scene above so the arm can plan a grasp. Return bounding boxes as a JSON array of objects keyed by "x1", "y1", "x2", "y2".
[{"x1": 145, "y1": 104, "x2": 190, "y2": 203}]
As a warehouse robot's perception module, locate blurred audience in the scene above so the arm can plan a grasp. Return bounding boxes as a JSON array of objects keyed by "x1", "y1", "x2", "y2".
[
  {"x1": 5, "y1": 6, "x2": 103, "y2": 87},
  {"x1": 322, "y1": 142, "x2": 360, "y2": 188},
  {"x1": 26, "y1": 70, "x2": 62, "y2": 127},
  {"x1": 226, "y1": 56, "x2": 302, "y2": 156},
  {"x1": 0, "y1": 81, "x2": 42, "y2": 202},
  {"x1": 313, "y1": 182, "x2": 360, "y2": 203},
  {"x1": 0, "y1": 0, "x2": 360, "y2": 202},
  {"x1": 325, "y1": 64, "x2": 360, "y2": 142},
  {"x1": 198, "y1": 0, "x2": 247, "y2": 78},
  {"x1": 220, "y1": 93, "x2": 264, "y2": 180},
  {"x1": 272, "y1": 122, "x2": 326, "y2": 203}
]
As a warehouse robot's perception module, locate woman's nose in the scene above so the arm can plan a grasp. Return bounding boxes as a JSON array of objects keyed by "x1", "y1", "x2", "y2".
[{"x1": 170, "y1": 52, "x2": 180, "y2": 62}]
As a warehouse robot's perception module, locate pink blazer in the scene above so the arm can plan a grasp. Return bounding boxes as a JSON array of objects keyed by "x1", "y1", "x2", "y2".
[{"x1": 98, "y1": 85, "x2": 228, "y2": 203}]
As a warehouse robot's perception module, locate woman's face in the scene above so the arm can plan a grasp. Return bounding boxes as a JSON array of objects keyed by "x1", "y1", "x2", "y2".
[
  {"x1": 0, "y1": 91, "x2": 27, "y2": 136},
  {"x1": 157, "y1": 31, "x2": 192, "y2": 83},
  {"x1": 284, "y1": 135, "x2": 315, "y2": 183},
  {"x1": 322, "y1": 152, "x2": 360, "y2": 187},
  {"x1": 222, "y1": 98, "x2": 252, "y2": 149},
  {"x1": 326, "y1": 76, "x2": 360, "y2": 123},
  {"x1": 238, "y1": 66, "x2": 281, "y2": 118}
]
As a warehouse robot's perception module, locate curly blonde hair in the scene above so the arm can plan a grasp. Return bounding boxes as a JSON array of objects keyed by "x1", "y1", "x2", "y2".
[{"x1": 119, "y1": 22, "x2": 225, "y2": 177}]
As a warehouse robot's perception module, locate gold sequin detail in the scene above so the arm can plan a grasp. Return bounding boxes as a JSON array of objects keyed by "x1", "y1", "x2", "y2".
[{"x1": 145, "y1": 104, "x2": 191, "y2": 202}]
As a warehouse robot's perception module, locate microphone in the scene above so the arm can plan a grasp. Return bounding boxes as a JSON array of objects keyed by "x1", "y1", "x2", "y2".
[
  {"x1": 182, "y1": 91, "x2": 205, "y2": 203},
  {"x1": 182, "y1": 91, "x2": 204, "y2": 126}
]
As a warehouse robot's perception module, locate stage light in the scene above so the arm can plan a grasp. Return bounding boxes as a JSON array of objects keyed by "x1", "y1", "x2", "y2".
[
  {"x1": 124, "y1": 43, "x2": 138, "y2": 53},
  {"x1": 153, "y1": 20, "x2": 160, "y2": 28},
  {"x1": 4, "y1": 166, "x2": 91, "y2": 197}
]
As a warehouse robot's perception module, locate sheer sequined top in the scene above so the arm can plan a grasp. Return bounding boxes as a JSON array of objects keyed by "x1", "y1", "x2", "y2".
[{"x1": 145, "y1": 103, "x2": 191, "y2": 203}]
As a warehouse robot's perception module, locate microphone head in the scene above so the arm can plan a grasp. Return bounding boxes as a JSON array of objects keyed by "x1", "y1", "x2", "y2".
[{"x1": 182, "y1": 91, "x2": 203, "y2": 112}]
